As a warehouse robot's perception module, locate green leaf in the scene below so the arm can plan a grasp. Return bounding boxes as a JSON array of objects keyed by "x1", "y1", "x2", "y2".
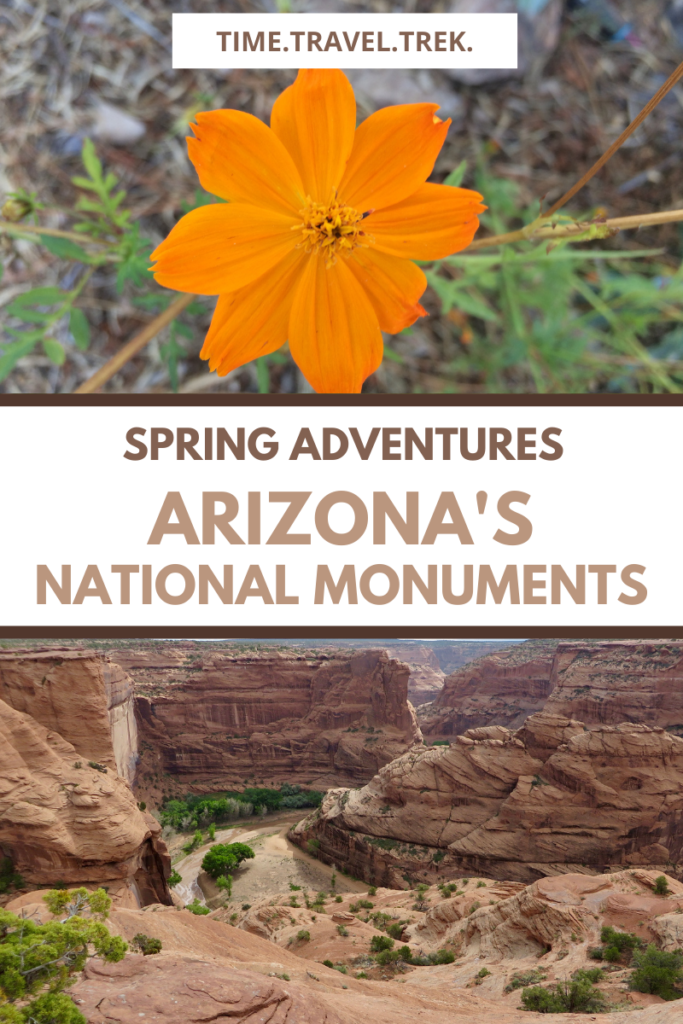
[
  {"x1": 160, "y1": 323, "x2": 186, "y2": 393},
  {"x1": 0, "y1": 336, "x2": 40, "y2": 381},
  {"x1": 69, "y1": 308, "x2": 91, "y2": 351},
  {"x1": 81, "y1": 138, "x2": 103, "y2": 184},
  {"x1": 43, "y1": 338, "x2": 66, "y2": 365},
  {"x1": 5, "y1": 308, "x2": 52, "y2": 324},
  {"x1": 9, "y1": 287, "x2": 63, "y2": 307},
  {"x1": 39, "y1": 234, "x2": 90, "y2": 261},
  {"x1": 443, "y1": 161, "x2": 468, "y2": 188},
  {"x1": 256, "y1": 357, "x2": 270, "y2": 394}
]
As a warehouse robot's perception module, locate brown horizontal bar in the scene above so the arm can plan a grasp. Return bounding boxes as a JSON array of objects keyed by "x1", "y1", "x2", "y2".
[
  {"x1": 0, "y1": 628, "x2": 679, "y2": 640},
  {"x1": 0, "y1": 395, "x2": 682, "y2": 408}
]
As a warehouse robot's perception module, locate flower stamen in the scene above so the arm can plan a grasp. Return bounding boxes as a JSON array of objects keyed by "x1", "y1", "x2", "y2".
[{"x1": 297, "y1": 193, "x2": 370, "y2": 265}]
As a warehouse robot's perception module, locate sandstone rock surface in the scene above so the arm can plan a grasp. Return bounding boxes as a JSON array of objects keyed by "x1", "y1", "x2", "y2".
[
  {"x1": 419, "y1": 640, "x2": 558, "y2": 739},
  {"x1": 0, "y1": 648, "x2": 138, "y2": 782},
  {"x1": 291, "y1": 713, "x2": 683, "y2": 885},
  {"x1": 0, "y1": 697, "x2": 169, "y2": 904},
  {"x1": 134, "y1": 649, "x2": 422, "y2": 790},
  {"x1": 419, "y1": 639, "x2": 683, "y2": 741}
]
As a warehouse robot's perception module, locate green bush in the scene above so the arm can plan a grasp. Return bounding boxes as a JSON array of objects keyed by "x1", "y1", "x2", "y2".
[
  {"x1": 505, "y1": 969, "x2": 547, "y2": 992},
  {"x1": 133, "y1": 933, "x2": 162, "y2": 955},
  {"x1": 0, "y1": 888, "x2": 126, "y2": 1024},
  {"x1": 387, "y1": 923, "x2": 404, "y2": 940},
  {"x1": 600, "y1": 926, "x2": 640, "y2": 953},
  {"x1": 322, "y1": 959, "x2": 334, "y2": 968},
  {"x1": 654, "y1": 876, "x2": 671, "y2": 897},
  {"x1": 337, "y1": 924, "x2": 348, "y2": 937},
  {"x1": 368, "y1": 886, "x2": 377, "y2": 897},
  {"x1": 431, "y1": 949, "x2": 455, "y2": 965},
  {"x1": 521, "y1": 977, "x2": 607, "y2": 1014},
  {"x1": 335, "y1": 895, "x2": 343, "y2": 903},
  {"x1": 201, "y1": 842, "x2": 254, "y2": 879},
  {"x1": 370, "y1": 935, "x2": 394, "y2": 953},
  {"x1": 186, "y1": 898, "x2": 210, "y2": 915},
  {"x1": 603, "y1": 945, "x2": 621, "y2": 963},
  {"x1": 167, "y1": 869, "x2": 182, "y2": 887},
  {"x1": 629, "y1": 945, "x2": 683, "y2": 1000},
  {"x1": 216, "y1": 874, "x2": 232, "y2": 896},
  {"x1": 296, "y1": 929, "x2": 311, "y2": 942}
]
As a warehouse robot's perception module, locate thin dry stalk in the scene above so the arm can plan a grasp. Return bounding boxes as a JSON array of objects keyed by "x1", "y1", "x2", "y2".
[{"x1": 74, "y1": 293, "x2": 195, "y2": 394}]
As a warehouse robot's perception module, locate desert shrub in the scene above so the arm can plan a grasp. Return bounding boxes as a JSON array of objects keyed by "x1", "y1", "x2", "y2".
[
  {"x1": 0, "y1": 888, "x2": 126, "y2": 1024},
  {"x1": 201, "y1": 842, "x2": 254, "y2": 879},
  {"x1": 521, "y1": 976, "x2": 607, "y2": 1014},
  {"x1": 431, "y1": 949, "x2": 455, "y2": 965},
  {"x1": 322, "y1": 959, "x2": 334, "y2": 968},
  {"x1": 207, "y1": 824, "x2": 216, "y2": 842},
  {"x1": 629, "y1": 945, "x2": 683, "y2": 1000},
  {"x1": 370, "y1": 935, "x2": 394, "y2": 953},
  {"x1": 368, "y1": 886, "x2": 377, "y2": 896},
  {"x1": 476, "y1": 881, "x2": 486, "y2": 888},
  {"x1": 335, "y1": 895, "x2": 343, "y2": 903},
  {"x1": 654, "y1": 876, "x2": 671, "y2": 897},
  {"x1": 167, "y1": 869, "x2": 182, "y2": 887},
  {"x1": 186, "y1": 899, "x2": 210, "y2": 916},
  {"x1": 183, "y1": 830, "x2": 203, "y2": 854},
  {"x1": 506, "y1": 969, "x2": 547, "y2": 992},
  {"x1": 356, "y1": 971, "x2": 368, "y2": 979},
  {"x1": 216, "y1": 874, "x2": 232, "y2": 896},
  {"x1": 600, "y1": 926, "x2": 640, "y2": 953},
  {"x1": 337, "y1": 924, "x2": 348, "y2": 937},
  {"x1": 477, "y1": 967, "x2": 491, "y2": 978},
  {"x1": 334, "y1": 965, "x2": 348, "y2": 974},
  {"x1": 376, "y1": 949, "x2": 401, "y2": 965},
  {"x1": 296, "y1": 929, "x2": 311, "y2": 942},
  {"x1": 133, "y1": 933, "x2": 162, "y2": 955},
  {"x1": 575, "y1": 968, "x2": 604, "y2": 984},
  {"x1": 387, "y1": 923, "x2": 404, "y2": 940},
  {"x1": 307, "y1": 839, "x2": 321, "y2": 854},
  {"x1": 289, "y1": 883, "x2": 301, "y2": 891}
]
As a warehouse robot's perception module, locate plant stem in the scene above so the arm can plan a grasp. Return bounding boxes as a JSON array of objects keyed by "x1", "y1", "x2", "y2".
[
  {"x1": 466, "y1": 209, "x2": 683, "y2": 252},
  {"x1": 74, "y1": 293, "x2": 196, "y2": 393},
  {"x1": 0, "y1": 220, "x2": 111, "y2": 246}
]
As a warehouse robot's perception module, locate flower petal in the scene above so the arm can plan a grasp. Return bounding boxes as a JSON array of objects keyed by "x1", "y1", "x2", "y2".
[
  {"x1": 347, "y1": 248, "x2": 427, "y2": 334},
  {"x1": 289, "y1": 255, "x2": 382, "y2": 393},
  {"x1": 150, "y1": 203, "x2": 299, "y2": 295},
  {"x1": 201, "y1": 249, "x2": 305, "y2": 376},
  {"x1": 187, "y1": 110, "x2": 305, "y2": 214},
  {"x1": 270, "y1": 69, "x2": 356, "y2": 204},
  {"x1": 340, "y1": 104, "x2": 449, "y2": 212},
  {"x1": 367, "y1": 183, "x2": 486, "y2": 260}
]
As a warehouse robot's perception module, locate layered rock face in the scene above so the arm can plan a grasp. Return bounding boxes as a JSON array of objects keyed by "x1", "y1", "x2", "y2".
[
  {"x1": 419, "y1": 640, "x2": 558, "y2": 739},
  {"x1": 419, "y1": 639, "x2": 683, "y2": 741},
  {"x1": 0, "y1": 698, "x2": 170, "y2": 904},
  {"x1": 544, "y1": 640, "x2": 683, "y2": 731},
  {"x1": 387, "y1": 645, "x2": 445, "y2": 705},
  {"x1": 291, "y1": 712, "x2": 683, "y2": 886},
  {"x1": 0, "y1": 648, "x2": 138, "y2": 783},
  {"x1": 134, "y1": 649, "x2": 422, "y2": 789}
]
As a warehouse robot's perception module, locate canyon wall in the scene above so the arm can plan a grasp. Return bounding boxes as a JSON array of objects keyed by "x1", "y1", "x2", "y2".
[
  {"x1": 291, "y1": 712, "x2": 683, "y2": 886},
  {"x1": 418, "y1": 640, "x2": 558, "y2": 738},
  {"x1": 419, "y1": 639, "x2": 683, "y2": 740},
  {"x1": 544, "y1": 640, "x2": 683, "y2": 731},
  {"x1": 0, "y1": 648, "x2": 138, "y2": 783},
  {"x1": 132, "y1": 648, "x2": 422, "y2": 790},
  {"x1": 0, "y1": 696, "x2": 170, "y2": 904}
]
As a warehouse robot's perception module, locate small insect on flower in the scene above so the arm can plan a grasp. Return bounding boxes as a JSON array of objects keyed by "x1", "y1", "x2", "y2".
[{"x1": 150, "y1": 69, "x2": 485, "y2": 393}]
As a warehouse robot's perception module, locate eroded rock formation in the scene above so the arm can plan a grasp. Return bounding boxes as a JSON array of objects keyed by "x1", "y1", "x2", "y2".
[
  {"x1": 418, "y1": 640, "x2": 558, "y2": 739},
  {"x1": 0, "y1": 698, "x2": 170, "y2": 903},
  {"x1": 134, "y1": 649, "x2": 422, "y2": 789},
  {"x1": 290, "y1": 712, "x2": 683, "y2": 886},
  {"x1": 419, "y1": 639, "x2": 683, "y2": 741},
  {"x1": 0, "y1": 648, "x2": 138, "y2": 783}
]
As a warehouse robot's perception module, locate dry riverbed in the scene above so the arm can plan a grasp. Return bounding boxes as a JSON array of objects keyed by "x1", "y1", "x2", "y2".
[{"x1": 169, "y1": 811, "x2": 368, "y2": 908}]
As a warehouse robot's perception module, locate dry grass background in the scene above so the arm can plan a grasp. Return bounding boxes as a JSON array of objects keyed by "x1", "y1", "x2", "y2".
[{"x1": 0, "y1": 0, "x2": 682, "y2": 393}]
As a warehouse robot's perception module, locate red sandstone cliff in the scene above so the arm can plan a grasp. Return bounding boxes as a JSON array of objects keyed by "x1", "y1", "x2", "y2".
[
  {"x1": 0, "y1": 697, "x2": 170, "y2": 904},
  {"x1": 291, "y1": 712, "x2": 683, "y2": 886},
  {"x1": 419, "y1": 640, "x2": 558, "y2": 738},
  {"x1": 0, "y1": 648, "x2": 138, "y2": 783},
  {"x1": 133, "y1": 649, "x2": 422, "y2": 790},
  {"x1": 419, "y1": 639, "x2": 683, "y2": 740}
]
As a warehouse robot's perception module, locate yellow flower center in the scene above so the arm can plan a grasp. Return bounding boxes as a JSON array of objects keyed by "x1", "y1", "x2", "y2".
[{"x1": 297, "y1": 195, "x2": 370, "y2": 265}]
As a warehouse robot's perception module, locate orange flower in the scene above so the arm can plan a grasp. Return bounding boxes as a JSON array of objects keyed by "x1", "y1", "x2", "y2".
[{"x1": 150, "y1": 69, "x2": 485, "y2": 393}]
